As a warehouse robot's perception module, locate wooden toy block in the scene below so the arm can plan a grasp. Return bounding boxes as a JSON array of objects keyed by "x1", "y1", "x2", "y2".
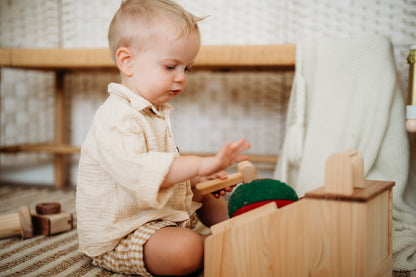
[
  {"x1": 32, "y1": 202, "x2": 73, "y2": 236},
  {"x1": 0, "y1": 206, "x2": 33, "y2": 239},
  {"x1": 204, "y1": 150, "x2": 394, "y2": 277},
  {"x1": 0, "y1": 202, "x2": 74, "y2": 238},
  {"x1": 196, "y1": 161, "x2": 258, "y2": 195},
  {"x1": 31, "y1": 212, "x2": 73, "y2": 236}
]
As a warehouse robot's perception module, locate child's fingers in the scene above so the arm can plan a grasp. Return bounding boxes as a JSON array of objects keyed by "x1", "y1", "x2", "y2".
[
  {"x1": 230, "y1": 138, "x2": 246, "y2": 150},
  {"x1": 230, "y1": 139, "x2": 251, "y2": 154},
  {"x1": 233, "y1": 154, "x2": 249, "y2": 163},
  {"x1": 216, "y1": 141, "x2": 233, "y2": 159},
  {"x1": 224, "y1": 186, "x2": 234, "y2": 192},
  {"x1": 216, "y1": 171, "x2": 228, "y2": 180},
  {"x1": 212, "y1": 187, "x2": 231, "y2": 198},
  {"x1": 205, "y1": 171, "x2": 228, "y2": 180},
  {"x1": 213, "y1": 139, "x2": 251, "y2": 173}
]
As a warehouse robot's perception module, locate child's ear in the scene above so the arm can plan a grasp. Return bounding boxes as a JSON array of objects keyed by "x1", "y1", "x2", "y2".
[{"x1": 116, "y1": 47, "x2": 135, "y2": 77}]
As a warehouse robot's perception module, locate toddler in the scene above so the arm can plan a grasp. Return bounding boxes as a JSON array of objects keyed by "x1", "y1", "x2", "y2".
[{"x1": 76, "y1": 0, "x2": 250, "y2": 276}]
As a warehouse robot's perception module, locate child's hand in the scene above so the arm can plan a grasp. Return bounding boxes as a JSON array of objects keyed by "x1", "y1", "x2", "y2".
[
  {"x1": 198, "y1": 138, "x2": 251, "y2": 178},
  {"x1": 204, "y1": 171, "x2": 228, "y2": 181},
  {"x1": 198, "y1": 171, "x2": 232, "y2": 198},
  {"x1": 190, "y1": 171, "x2": 228, "y2": 186},
  {"x1": 161, "y1": 138, "x2": 250, "y2": 189}
]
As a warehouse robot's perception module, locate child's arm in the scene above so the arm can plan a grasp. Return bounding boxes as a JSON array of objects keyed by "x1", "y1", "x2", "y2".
[{"x1": 160, "y1": 138, "x2": 250, "y2": 188}]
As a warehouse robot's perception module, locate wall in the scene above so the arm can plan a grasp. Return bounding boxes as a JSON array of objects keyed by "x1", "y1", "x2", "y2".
[{"x1": 1, "y1": 0, "x2": 415, "y2": 185}]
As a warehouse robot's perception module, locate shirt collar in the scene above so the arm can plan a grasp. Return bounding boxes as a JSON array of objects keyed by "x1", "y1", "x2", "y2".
[{"x1": 108, "y1": 82, "x2": 174, "y2": 117}]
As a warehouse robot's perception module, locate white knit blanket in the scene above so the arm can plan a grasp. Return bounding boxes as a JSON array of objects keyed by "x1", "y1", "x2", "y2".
[{"x1": 274, "y1": 35, "x2": 416, "y2": 271}]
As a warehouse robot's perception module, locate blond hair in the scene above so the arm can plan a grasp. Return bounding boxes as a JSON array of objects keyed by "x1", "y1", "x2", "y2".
[{"x1": 108, "y1": 0, "x2": 204, "y2": 64}]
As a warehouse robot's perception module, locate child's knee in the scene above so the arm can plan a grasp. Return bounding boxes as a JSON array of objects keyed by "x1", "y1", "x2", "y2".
[
  {"x1": 144, "y1": 227, "x2": 204, "y2": 275},
  {"x1": 167, "y1": 229, "x2": 204, "y2": 273},
  {"x1": 178, "y1": 232, "x2": 204, "y2": 267}
]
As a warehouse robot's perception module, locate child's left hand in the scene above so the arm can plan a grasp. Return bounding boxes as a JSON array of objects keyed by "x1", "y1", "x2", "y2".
[
  {"x1": 204, "y1": 171, "x2": 235, "y2": 198},
  {"x1": 211, "y1": 185, "x2": 235, "y2": 199},
  {"x1": 192, "y1": 171, "x2": 235, "y2": 199}
]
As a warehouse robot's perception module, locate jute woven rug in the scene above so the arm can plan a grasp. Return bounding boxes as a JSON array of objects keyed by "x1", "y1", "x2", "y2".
[
  {"x1": 0, "y1": 185, "x2": 124, "y2": 276},
  {"x1": 0, "y1": 184, "x2": 203, "y2": 277},
  {"x1": 0, "y1": 184, "x2": 414, "y2": 277}
]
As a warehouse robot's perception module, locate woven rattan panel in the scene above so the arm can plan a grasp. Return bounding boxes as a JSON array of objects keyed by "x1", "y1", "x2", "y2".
[{"x1": 0, "y1": 0, "x2": 415, "y2": 183}]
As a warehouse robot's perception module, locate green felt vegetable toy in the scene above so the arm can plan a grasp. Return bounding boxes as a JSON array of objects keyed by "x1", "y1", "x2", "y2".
[{"x1": 228, "y1": 178, "x2": 298, "y2": 218}]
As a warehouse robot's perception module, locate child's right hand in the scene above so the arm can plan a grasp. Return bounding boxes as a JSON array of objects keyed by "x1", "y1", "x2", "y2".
[
  {"x1": 197, "y1": 138, "x2": 251, "y2": 178},
  {"x1": 161, "y1": 138, "x2": 250, "y2": 189}
]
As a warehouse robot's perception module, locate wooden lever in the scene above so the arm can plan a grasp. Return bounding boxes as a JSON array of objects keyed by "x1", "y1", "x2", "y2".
[
  {"x1": 324, "y1": 149, "x2": 365, "y2": 195},
  {"x1": 196, "y1": 161, "x2": 258, "y2": 195}
]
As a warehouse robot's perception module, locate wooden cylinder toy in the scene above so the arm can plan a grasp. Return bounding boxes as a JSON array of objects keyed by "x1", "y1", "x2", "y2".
[
  {"x1": 0, "y1": 206, "x2": 33, "y2": 239},
  {"x1": 32, "y1": 202, "x2": 73, "y2": 236}
]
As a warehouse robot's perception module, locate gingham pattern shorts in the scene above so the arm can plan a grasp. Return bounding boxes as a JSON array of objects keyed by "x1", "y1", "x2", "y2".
[{"x1": 92, "y1": 214, "x2": 200, "y2": 276}]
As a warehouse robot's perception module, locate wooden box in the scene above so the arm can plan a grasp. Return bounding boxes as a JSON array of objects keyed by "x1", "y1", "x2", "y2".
[{"x1": 204, "y1": 151, "x2": 393, "y2": 277}]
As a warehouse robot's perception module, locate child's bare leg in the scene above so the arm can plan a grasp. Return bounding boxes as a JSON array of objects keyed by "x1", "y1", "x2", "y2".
[{"x1": 143, "y1": 226, "x2": 204, "y2": 276}]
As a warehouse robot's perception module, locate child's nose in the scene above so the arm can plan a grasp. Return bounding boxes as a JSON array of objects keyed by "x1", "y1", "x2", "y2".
[{"x1": 174, "y1": 71, "x2": 186, "y2": 83}]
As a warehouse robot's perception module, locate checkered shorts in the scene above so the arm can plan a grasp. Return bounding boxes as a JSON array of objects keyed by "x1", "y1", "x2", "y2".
[{"x1": 92, "y1": 214, "x2": 200, "y2": 276}]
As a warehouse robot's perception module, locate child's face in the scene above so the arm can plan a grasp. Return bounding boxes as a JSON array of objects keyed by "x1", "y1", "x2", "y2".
[{"x1": 125, "y1": 26, "x2": 201, "y2": 106}]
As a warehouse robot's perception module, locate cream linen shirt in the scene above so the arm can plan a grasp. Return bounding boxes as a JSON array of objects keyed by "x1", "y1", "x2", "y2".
[{"x1": 76, "y1": 83, "x2": 201, "y2": 257}]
